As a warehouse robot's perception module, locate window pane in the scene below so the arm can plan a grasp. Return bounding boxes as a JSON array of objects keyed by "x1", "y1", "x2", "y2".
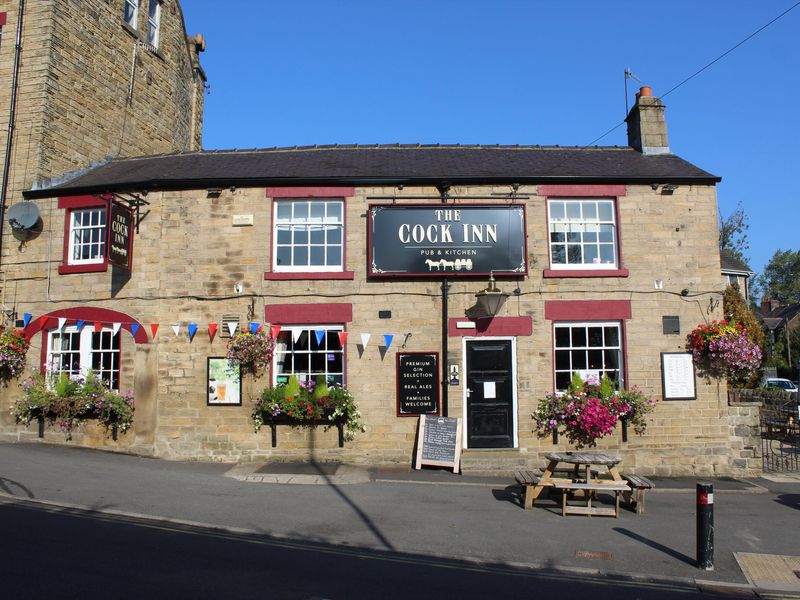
[
  {"x1": 276, "y1": 226, "x2": 291, "y2": 244},
  {"x1": 327, "y1": 202, "x2": 342, "y2": 221},
  {"x1": 276, "y1": 246, "x2": 291, "y2": 266},
  {"x1": 293, "y1": 247, "x2": 308, "y2": 266},
  {"x1": 571, "y1": 328, "x2": 586, "y2": 347},
  {"x1": 328, "y1": 352, "x2": 343, "y2": 373},
  {"x1": 276, "y1": 203, "x2": 292, "y2": 220},
  {"x1": 572, "y1": 350, "x2": 587, "y2": 370},
  {"x1": 550, "y1": 231, "x2": 565, "y2": 244},
  {"x1": 588, "y1": 350, "x2": 603, "y2": 369},
  {"x1": 551, "y1": 245, "x2": 565, "y2": 264},
  {"x1": 555, "y1": 327, "x2": 570, "y2": 347},
  {"x1": 598, "y1": 224, "x2": 614, "y2": 242},
  {"x1": 584, "y1": 245, "x2": 598, "y2": 264},
  {"x1": 604, "y1": 326, "x2": 619, "y2": 347},
  {"x1": 567, "y1": 245, "x2": 582, "y2": 264},
  {"x1": 310, "y1": 202, "x2": 326, "y2": 222},
  {"x1": 327, "y1": 226, "x2": 342, "y2": 244},
  {"x1": 550, "y1": 202, "x2": 565, "y2": 221},
  {"x1": 583, "y1": 203, "x2": 597, "y2": 220},
  {"x1": 604, "y1": 349, "x2": 619, "y2": 370},
  {"x1": 555, "y1": 371, "x2": 571, "y2": 390},
  {"x1": 555, "y1": 350, "x2": 571, "y2": 370},
  {"x1": 326, "y1": 246, "x2": 341, "y2": 266},
  {"x1": 309, "y1": 226, "x2": 325, "y2": 244},
  {"x1": 588, "y1": 327, "x2": 603, "y2": 347},
  {"x1": 598, "y1": 202, "x2": 613, "y2": 221},
  {"x1": 600, "y1": 244, "x2": 615, "y2": 264},
  {"x1": 566, "y1": 202, "x2": 581, "y2": 219},
  {"x1": 310, "y1": 246, "x2": 325, "y2": 266},
  {"x1": 293, "y1": 202, "x2": 308, "y2": 220},
  {"x1": 293, "y1": 228, "x2": 308, "y2": 244}
]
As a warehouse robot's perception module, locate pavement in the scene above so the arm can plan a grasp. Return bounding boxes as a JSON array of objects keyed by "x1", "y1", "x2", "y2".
[{"x1": 1, "y1": 441, "x2": 799, "y2": 598}]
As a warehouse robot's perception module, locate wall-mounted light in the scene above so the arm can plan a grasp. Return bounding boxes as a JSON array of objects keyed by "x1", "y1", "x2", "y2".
[{"x1": 474, "y1": 272, "x2": 509, "y2": 318}]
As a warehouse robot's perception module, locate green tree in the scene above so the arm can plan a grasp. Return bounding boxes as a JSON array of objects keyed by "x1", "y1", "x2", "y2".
[
  {"x1": 718, "y1": 201, "x2": 749, "y2": 262},
  {"x1": 757, "y1": 249, "x2": 800, "y2": 305}
]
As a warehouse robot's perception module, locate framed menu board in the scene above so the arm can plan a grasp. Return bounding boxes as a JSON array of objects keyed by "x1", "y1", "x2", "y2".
[
  {"x1": 396, "y1": 352, "x2": 440, "y2": 416},
  {"x1": 661, "y1": 352, "x2": 696, "y2": 400},
  {"x1": 414, "y1": 415, "x2": 462, "y2": 473}
]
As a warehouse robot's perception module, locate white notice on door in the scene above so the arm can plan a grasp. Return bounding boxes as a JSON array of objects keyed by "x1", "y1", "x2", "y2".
[{"x1": 483, "y1": 381, "x2": 496, "y2": 399}]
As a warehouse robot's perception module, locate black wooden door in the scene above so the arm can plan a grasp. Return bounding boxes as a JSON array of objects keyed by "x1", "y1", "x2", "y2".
[{"x1": 466, "y1": 339, "x2": 514, "y2": 448}]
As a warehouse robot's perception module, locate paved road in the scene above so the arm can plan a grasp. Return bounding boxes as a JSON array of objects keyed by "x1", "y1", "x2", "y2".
[{"x1": 1, "y1": 442, "x2": 798, "y2": 598}]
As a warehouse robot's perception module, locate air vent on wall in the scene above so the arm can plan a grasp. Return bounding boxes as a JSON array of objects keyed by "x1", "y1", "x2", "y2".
[{"x1": 221, "y1": 314, "x2": 240, "y2": 338}]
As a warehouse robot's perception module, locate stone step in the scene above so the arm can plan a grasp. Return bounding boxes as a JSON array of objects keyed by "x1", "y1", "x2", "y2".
[{"x1": 460, "y1": 449, "x2": 538, "y2": 477}]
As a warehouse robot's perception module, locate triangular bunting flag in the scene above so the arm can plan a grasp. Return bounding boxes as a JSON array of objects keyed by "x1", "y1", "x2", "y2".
[
  {"x1": 112, "y1": 322, "x2": 121, "y2": 336},
  {"x1": 383, "y1": 334, "x2": 394, "y2": 349},
  {"x1": 172, "y1": 324, "x2": 180, "y2": 337},
  {"x1": 76, "y1": 320, "x2": 86, "y2": 332},
  {"x1": 150, "y1": 323, "x2": 160, "y2": 338},
  {"x1": 271, "y1": 325, "x2": 281, "y2": 339},
  {"x1": 23, "y1": 313, "x2": 32, "y2": 327},
  {"x1": 130, "y1": 323, "x2": 139, "y2": 337},
  {"x1": 94, "y1": 321, "x2": 104, "y2": 332},
  {"x1": 249, "y1": 322, "x2": 259, "y2": 335},
  {"x1": 208, "y1": 323, "x2": 218, "y2": 342},
  {"x1": 315, "y1": 330, "x2": 325, "y2": 345},
  {"x1": 227, "y1": 321, "x2": 238, "y2": 337},
  {"x1": 293, "y1": 329, "x2": 303, "y2": 344},
  {"x1": 187, "y1": 323, "x2": 198, "y2": 341},
  {"x1": 338, "y1": 332, "x2": 348, "y2": 347},
  {"x1": 360, "y1": 333, "x2": 371, "y2": 348},
  {"x1": 39, "y1": 316, "x2": 48, "y2": 329},
  {"x1": 57, "y1": 317, "x2": 67, "y2": 331}
]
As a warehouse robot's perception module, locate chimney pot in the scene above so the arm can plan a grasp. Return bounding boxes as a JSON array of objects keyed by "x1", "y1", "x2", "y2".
[{"x1": 639, "y1": 85, "x2": 653, "y2": 98}]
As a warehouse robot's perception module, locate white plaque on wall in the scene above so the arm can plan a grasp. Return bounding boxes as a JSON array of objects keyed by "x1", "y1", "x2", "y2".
[{"x1": 661, "y1": 352, "x2": 696, "y2": 400}]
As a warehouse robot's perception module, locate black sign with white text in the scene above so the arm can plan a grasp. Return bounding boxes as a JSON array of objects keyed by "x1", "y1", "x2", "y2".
[
  {"x1": 368, "y1": 204, "x2": 527, "y2": 277},
  {"x1": 108, "y1": 201, "x2": 133, "y2": 270},
  {"x1": 397, "y1": 352, "x2": 439, "y2": 416}
]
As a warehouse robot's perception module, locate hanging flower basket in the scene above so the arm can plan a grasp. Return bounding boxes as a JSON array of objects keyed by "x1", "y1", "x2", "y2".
[
  {"x1": 0, "y1": 326, "x2": 30, "y2": 383},
  {"x1": 686, "y1": 320, "x2": 761, "y2": 385},
  {"x1": 532, "y1": 373, "x2": 654, "y2": 448},
  {"x1": 226, "y1": 328, "x2": 274, "y2": 375},
  {"x1": 12, "y1": 371, "x2": 135, "y2": 440}
]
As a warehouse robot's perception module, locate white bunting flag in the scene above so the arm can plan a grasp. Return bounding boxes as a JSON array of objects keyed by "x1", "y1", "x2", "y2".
[
  {"x1": 172, "y1": 324, "x2": 180, "y2": 337},
  {"x1": 112, "y1": 322, "x2": 121, "y2": 336},
  {"x1": 227, "y1": 321, "x2": 238, "y2": 337},
  {"x1": 293, "y1": 329, "x2": 303, "y2": 344},
  {"x1": 360, "y1": 333, "x2": 371, "y2": 348},
  {"x1": 57, "y1": 317, "x2": 67, "y2": 331}
]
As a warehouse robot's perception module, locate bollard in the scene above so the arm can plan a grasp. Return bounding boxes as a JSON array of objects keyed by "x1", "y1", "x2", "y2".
[{"x1": 696, "y1": 482, "x2": 714, "y2": 570}]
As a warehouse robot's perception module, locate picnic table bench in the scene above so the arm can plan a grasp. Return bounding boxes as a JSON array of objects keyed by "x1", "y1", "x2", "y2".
[
  {"x1": 623, "y1": 474, "x2": 655, "y2": 514},
  {"x1": 553, "y1": 481, "x2": 631, "y2": 517}
]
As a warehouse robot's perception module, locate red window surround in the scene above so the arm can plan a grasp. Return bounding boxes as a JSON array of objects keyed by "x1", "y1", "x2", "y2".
[
  {"x1": 265, "y1": 303, "x2": 353, "y2": 325},
  {"x1": 0, "y1": 12, "x2": 7, "y2": 26},
  {"x1": 58, "y1": 195, "x2": 109, "y2": 275},
  {"x1": 540, "y1": 184, "x2": 629, "y2": 278},
  {"x1": 264, "y1": 187, "x2": 355, "y2": 281},
  {"x1": 543, "y1": 300, "x2": 631, "y2": 321},
  {"x1": 448, "y1": 317, "x2": 532, "y2": 337}
]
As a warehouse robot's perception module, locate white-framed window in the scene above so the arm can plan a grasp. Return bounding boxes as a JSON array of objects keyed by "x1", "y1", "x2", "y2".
[
  {"x1": 146, "y1": 0, "x2": 161, "y2": 48},
  {"x1": 273, "y1": 199, "x2": 344, "y2": 272},
  {"x1": 273, "y1": 325, "x2": 344, "y2": 386},
  {"x1": 124, "y1": 0, "x2": 139, "y2": 29},
  {"x1": 548, "y1": 199, "x2": 617, "y2": 269},
  {"x1": 47, "y1": 326, "x2": 121, "y2": 390},
  {"x1": 553, "y1": 322, "x2": 622, "y2": 391},
  {"x1": 69, "y1": 207, "x2": 106, "y2": 265}
]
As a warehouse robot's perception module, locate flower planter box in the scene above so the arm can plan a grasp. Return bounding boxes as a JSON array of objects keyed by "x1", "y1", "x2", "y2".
[
  {"x1": 265, "y1": 415, "x2": 346, "y2": 448},
  {"x1": 36, "y1": 414, "x2": 120, "y2": 440}
]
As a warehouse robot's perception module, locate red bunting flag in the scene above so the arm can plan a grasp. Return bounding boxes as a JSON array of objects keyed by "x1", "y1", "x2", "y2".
[
  {"x1": 271, "y1": 325, "x2": 281, "y2": 339},
  {"x1": 208, "y1": 323, "x2": 218, "y2": 342},
  {"x1": 38, "y1": 316, "x2": 49, "y2": 329},
  {"x1": 150, "y1": 323, "x2": 159, "y2": 338},
  {"x1": 94, "y1": 321, "x2": 104, "y2": 332},
  {"x1": 338, "y1": 332, "x2": 348, "y2": 346}
]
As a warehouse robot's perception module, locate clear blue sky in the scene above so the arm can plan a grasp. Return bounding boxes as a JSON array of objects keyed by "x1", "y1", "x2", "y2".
[{"x1": 182, "y1": 1, "x2": 800, "y2": 278}]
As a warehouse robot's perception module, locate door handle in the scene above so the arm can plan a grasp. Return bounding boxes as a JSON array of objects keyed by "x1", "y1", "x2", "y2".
[{"x1": 466, "y1": 388, "x2": 471, "y2": 397}]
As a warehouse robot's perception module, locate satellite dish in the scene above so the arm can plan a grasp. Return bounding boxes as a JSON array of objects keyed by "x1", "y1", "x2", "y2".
[{"x1": 7, "y1": 202, "x2": 40, "y2": 231}]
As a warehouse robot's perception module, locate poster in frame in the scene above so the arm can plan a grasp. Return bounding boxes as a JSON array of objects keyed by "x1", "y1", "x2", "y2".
[
  {"x1": 207, "y1": 357, "x2": 242, "y2": 406},
  {"x1": 661, "y1": 352, "x2": 697, "y2": 401}
]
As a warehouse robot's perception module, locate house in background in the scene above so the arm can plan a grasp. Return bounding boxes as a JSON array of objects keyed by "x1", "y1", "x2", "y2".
[{"x1": 720, "y1": 249, "x2": 753, "y2": 303}]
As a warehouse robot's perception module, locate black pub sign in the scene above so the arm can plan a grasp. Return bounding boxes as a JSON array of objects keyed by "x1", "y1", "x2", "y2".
[
  {"x1": 108, "y1": 201, "x2": 133, "y2": 270},
  {"x1": 396, "y1": 352, "x2": 440, "y2": 416},
  {"x1": 368, "y1": 204, "x2": 527, "y2": 277}
]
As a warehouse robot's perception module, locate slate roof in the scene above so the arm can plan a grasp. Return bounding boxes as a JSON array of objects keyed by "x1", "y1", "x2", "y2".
[
  {"x1": 24, "y1": 144, "x2": 720, "y2": 198},
  {"x1": 720, "y1": 250, "x2": 752, "y2": 273}
]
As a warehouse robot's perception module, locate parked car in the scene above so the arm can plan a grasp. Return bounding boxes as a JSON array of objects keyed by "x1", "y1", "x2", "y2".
[{"x1": 765, "y1": 378, "x2": 799, "y2": 394}]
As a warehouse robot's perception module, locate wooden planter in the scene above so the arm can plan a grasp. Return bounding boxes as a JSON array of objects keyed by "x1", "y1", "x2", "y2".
[{"x1": 264, "y1": 414, "x2": 346, "y2": 448}]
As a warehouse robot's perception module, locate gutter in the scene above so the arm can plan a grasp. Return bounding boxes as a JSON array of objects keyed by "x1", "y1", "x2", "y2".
[{"x1": 0, "y1": 0, "x2": 25, "y2": 265}]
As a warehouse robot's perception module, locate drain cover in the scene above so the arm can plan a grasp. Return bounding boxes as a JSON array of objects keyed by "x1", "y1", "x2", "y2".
[{"x1": 575, "y1": 550, "x2": 612, "y2": 560}]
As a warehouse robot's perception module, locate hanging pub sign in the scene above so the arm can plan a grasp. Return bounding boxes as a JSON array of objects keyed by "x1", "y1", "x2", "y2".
[
  {"x1": 368, "y1": 204, "x2": 527, "y2": 277},
  {"x1": 108, "y1": 201, "x2": 133, "y2": 270},
  {"x1": 397, "y1": 352, "x2": 440, "y2": 416}
]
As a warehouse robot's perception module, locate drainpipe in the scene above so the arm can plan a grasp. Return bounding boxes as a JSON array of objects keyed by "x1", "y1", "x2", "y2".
[
  {"x1": 438, "y1": 183, "x2": 450, "y2": 417},
  {"x1": 0, "y1": 0, "x2": 25, "y2": 268}
]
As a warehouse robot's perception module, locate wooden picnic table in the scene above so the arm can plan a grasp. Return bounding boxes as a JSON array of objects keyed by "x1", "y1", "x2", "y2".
[{"x1": 527, "y1": 451, "x2": 626, "y2": 508}]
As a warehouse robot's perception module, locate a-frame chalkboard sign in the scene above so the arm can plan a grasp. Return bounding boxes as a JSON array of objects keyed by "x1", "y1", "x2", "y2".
[{"x1": 414, "y1": 414, "x2": 462, "y2": 473}]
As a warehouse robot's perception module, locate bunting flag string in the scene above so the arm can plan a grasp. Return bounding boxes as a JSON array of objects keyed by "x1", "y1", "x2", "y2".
[
  {"x1": 171, "y1": 324, "x2": 180, "y2": 337},
  {"x1": 150, "y1": 323, "x2": 160, "y2": 338},
  {"x1": 130, "y1": 323, "x2": 139, "y2": 337},
  {"x1": 208, "y1": 323, "x2": 218, "y2": 342},
  {"x1": 76, "y1": 320, "x2": 86, "y2": 332},
  {"x1": 360, "y1": 333, "x2": 371, "y2": 348},
  {"x1": 337, "y1": 332, "x2": 348, "y2": 347},
  {"x1": 112, "y1": 322, "x2": 121, "y2": 336},
  {"x1": 94, "y1": 321, "x2": 103, "y2": 332},
  {"x1": 57, "y1": 317, "x2": 67, "y2": 331},
  {"x1": 187, "y1": 323, "x2": 198, "y2": 341},
  {"x1": 383, "y1": 334, "x2": 394, "y2": 349},
  {"x1": 249, "y1": 322, "x2": 259, "y2": 335},
  {"x1": 23, "y1": 313, "x2": 32, "y2": 327},
  {"x1": 293, "y1": 329, "x2": 303, "y2": 344},
  {"x1": 314, "y1": 330, "x2": 325, "y2": 345},
  {"x1": 271, "y1": 325, "x2": 281, "y2": 339},
  {"x1": 226, "y1": 321, "x2": 238, "y2": 338}
]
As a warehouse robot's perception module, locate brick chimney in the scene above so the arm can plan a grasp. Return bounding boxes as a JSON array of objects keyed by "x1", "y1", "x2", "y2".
[
  {"x1": 625, "y1": 86, "x2": 670, "y2": 155},
  {"x1": 761, "y1": 296, "x2": 781, "y2": 313}
]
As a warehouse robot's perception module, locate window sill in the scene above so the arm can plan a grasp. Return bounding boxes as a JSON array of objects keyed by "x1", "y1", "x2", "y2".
[
  {"x1": 59, "y1": 263, "x2": 108, "y2": 275},
  {"x1": 121, "y1": 20, "x2": 139, "y2": 40},
  {"x1": 264, "y1": 271, "x2": 355, "y2": 281},
  {"x1": 543, "y1": 268, "x2": 629, "y2": 278}
]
